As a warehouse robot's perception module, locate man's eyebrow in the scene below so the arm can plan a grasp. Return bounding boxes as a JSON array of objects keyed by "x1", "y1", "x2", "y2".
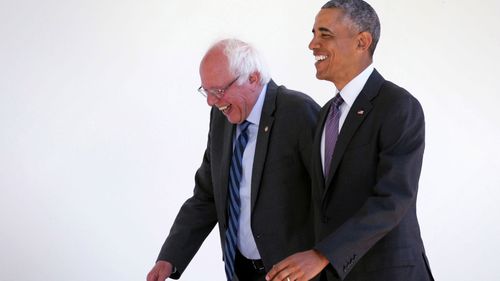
[
  {"x1": 312, "y1": 27, "x2": 334, "y2": 34},
  {"x1": 318, "y1": 27, "x2": 333, "y2": 33}
]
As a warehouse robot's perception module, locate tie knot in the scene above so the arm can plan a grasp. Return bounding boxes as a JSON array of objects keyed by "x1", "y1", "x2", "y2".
[
  {"x1": 239, "y1": 120, "x2": 251, "y2": 133},
  {"x1": 332, "y1": 93, "x2": 344, "y2": 109}
]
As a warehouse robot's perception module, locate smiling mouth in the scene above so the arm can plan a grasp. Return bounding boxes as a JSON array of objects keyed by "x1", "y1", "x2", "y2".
[
  {"x1": 218, "y1": 104, "x2": 231, "y2": 114},
  {"x1": 315, "y1": 55, "x2": 328, "y2": 62}
]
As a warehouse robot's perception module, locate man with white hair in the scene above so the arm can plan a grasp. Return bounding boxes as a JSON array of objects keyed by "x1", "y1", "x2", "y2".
[{"x1": 147, "y1": 38, "x2": 320, "y2": 281}]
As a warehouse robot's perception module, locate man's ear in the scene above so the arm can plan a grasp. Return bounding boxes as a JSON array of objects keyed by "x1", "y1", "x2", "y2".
[
  {"x1": 357, "y1": 31, "x2": 373, "y2": 52},
  {"x1": 248, "y1": 72, "x2": 261, "y2": 85}
]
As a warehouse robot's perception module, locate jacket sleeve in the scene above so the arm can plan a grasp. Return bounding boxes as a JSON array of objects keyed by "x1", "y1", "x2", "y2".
[{"x1": 156, "y1": 110, "x2": 218, "y2": 279}]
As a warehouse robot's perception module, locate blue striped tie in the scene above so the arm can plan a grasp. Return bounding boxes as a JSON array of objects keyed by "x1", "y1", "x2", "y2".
[{"x1": 224, "y1": 121, "x2": 250, "y2": 281}]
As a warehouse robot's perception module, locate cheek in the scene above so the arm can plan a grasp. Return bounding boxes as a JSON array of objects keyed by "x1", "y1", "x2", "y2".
[
  {"x1": 331, "y1": 48, "x2": 350, "y2": 66},
  {"x1": 232, "y1": 95, "x2": 246, "y2": 108}
]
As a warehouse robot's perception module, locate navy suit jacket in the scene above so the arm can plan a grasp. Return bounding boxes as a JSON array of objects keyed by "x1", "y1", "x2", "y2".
[
  {"x1": 157, "y1": 80, "x2": 320, "y2": 279},
  {"x1": 312, "y1": 70, "x2": 434, "y2": 281}
]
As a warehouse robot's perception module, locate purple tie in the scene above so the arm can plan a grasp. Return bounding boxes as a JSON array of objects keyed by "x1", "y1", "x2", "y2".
[{"x1": 324, "y1": 93, "x2": 344, "y2": 178}]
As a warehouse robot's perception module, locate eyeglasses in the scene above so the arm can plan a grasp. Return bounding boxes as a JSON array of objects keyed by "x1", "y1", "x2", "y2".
[{"x1": 197, "y1": 76, "x2": 240, "y2": 99}]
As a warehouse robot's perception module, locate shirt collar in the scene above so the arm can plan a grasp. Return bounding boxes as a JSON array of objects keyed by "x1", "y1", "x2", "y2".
[
  {"x1": 245, "y1": 83, "x2": 268, "y2": 126},
  {"x1": 338, "y1": 64, "x2": 374, "y2": 107}
]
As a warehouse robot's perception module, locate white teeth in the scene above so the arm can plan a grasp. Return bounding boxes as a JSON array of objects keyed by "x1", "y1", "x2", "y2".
[
  {"x1": 315, "y1": 55, "x2": 328, "y2": 62},
  {"x1": 219, "y1": 105, "x2": 230, "y2": 112}
]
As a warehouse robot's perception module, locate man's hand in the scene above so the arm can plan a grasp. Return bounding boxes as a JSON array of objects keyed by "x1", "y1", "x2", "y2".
[
  {"x1": 146, "y1": 261, "x2": 173, "y2": 281},
  {"x1": 265, "y1": 250, "x2": 329, "y2": 281}
]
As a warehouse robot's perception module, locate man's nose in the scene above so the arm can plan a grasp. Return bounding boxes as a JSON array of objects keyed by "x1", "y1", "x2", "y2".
[
  {"x1": 206, "y1": 93, "x2": 218, "y2": 107},
  {"x1": 308, "y1": 36, "x2": 319, "y2": 50}
]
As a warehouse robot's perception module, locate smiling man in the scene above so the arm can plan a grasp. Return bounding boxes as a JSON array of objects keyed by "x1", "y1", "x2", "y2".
[
  {"x1": 147, "y1": 38, "x2": 320, "y2": 281},
  {"x1": 266, "y1": 1, "x2": 434, "y2": 281}
]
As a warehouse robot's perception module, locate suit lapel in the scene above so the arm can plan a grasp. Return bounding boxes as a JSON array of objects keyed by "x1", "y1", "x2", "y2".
[
  {"x1": 220, "y1": 119, "x2": 235, "y2": 226},
  {"x1": 322, "y1": 70, "x2": 385, "y2": 202},
  {"x1": 313, "y1": 99, "x2": 333, "y2": 190},
  {"x1": 250, "y1": 80, "x2": 277, "y2": 211}
]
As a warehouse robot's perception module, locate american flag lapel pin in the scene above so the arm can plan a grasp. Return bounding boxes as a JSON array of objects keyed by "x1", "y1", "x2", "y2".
[{"x1": 357, "y1": 109, "x2": 365, "y2": 116}]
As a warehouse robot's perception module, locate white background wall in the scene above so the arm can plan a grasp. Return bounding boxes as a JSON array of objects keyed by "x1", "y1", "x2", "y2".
[{"x1": 1, "y1": 0, "x2": 499, "y2": 280}]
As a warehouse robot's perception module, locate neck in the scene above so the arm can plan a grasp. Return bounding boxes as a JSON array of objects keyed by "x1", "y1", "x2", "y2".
[{"x1": 333, "y1": 59, "x2": 372, "y2": 91}]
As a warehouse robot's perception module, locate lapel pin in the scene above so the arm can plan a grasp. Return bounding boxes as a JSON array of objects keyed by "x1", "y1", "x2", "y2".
[
  {"x1": 264, "y1": 126, "x2": 269, "y2": 132},
  {"x1": 357, "y1": 110, "x2": 365, "y2": 116}
]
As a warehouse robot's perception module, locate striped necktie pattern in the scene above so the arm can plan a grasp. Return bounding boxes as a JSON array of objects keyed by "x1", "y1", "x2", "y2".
[{"x1": 224, "y1": 120, "x2": 250, "y2": 281}]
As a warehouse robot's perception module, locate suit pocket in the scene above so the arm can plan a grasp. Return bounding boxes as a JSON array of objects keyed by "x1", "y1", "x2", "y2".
[{"x1": 364, "y1": 247, "x2": 416, "y2": 272}]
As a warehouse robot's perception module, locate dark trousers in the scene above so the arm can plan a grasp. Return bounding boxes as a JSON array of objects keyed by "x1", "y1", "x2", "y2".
[{"x1": 235, "y1": 250, "x2": 266, "y2": 281}]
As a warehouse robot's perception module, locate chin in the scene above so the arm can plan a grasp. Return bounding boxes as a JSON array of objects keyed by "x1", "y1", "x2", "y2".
[
  {"x1": 227, "y1": 116, "x2": 240, "y2": 124},
  {"x1": 227, "y1": 118, "x2": 238, "y2": 124},
  {"x1": 316, "y1": 70, "x2": 334, "y2": 82},
  {"x1": 315, "y1": 72, "x2": 327, "y2": 81}
]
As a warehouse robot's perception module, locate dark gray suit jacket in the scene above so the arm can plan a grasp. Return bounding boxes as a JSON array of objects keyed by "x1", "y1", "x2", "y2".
[
  {"x1": 312, "y1": 70, "x2": 434, "y2": 281},
  {"x1": 157, "y1": 80, "x2": 320, "y2": 279}
]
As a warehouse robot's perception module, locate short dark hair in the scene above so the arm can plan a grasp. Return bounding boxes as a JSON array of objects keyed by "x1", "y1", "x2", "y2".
[{"x1": 322, "y1": 0, "x2": 381, "y2": 56}]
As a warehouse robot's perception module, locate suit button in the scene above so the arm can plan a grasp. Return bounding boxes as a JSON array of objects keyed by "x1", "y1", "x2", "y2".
[{"x1": 256, "y1": 234, "x2": 261, "y2": 239}]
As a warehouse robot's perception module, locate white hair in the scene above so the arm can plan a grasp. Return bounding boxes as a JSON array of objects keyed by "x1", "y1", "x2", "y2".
[{"x1": 211, "y1": 38, "x2": 271, "y2": 86}]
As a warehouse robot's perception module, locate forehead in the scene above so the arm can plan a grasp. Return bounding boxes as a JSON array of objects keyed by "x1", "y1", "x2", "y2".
[
  {"x1": 313, "y1": 8, "x2": 348, "y2": 31},
  {"x1": 200, "y1": 49, "x2": 231, "y2": 87}
]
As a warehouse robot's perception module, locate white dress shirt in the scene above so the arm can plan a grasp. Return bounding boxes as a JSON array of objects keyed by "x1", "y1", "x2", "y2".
[
  {"x1": 234, "y1": 83, "x2": 267, "y2": 259},
  {"x1": 321, "y1": 64, "x2": 374, "y2": 173}
]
